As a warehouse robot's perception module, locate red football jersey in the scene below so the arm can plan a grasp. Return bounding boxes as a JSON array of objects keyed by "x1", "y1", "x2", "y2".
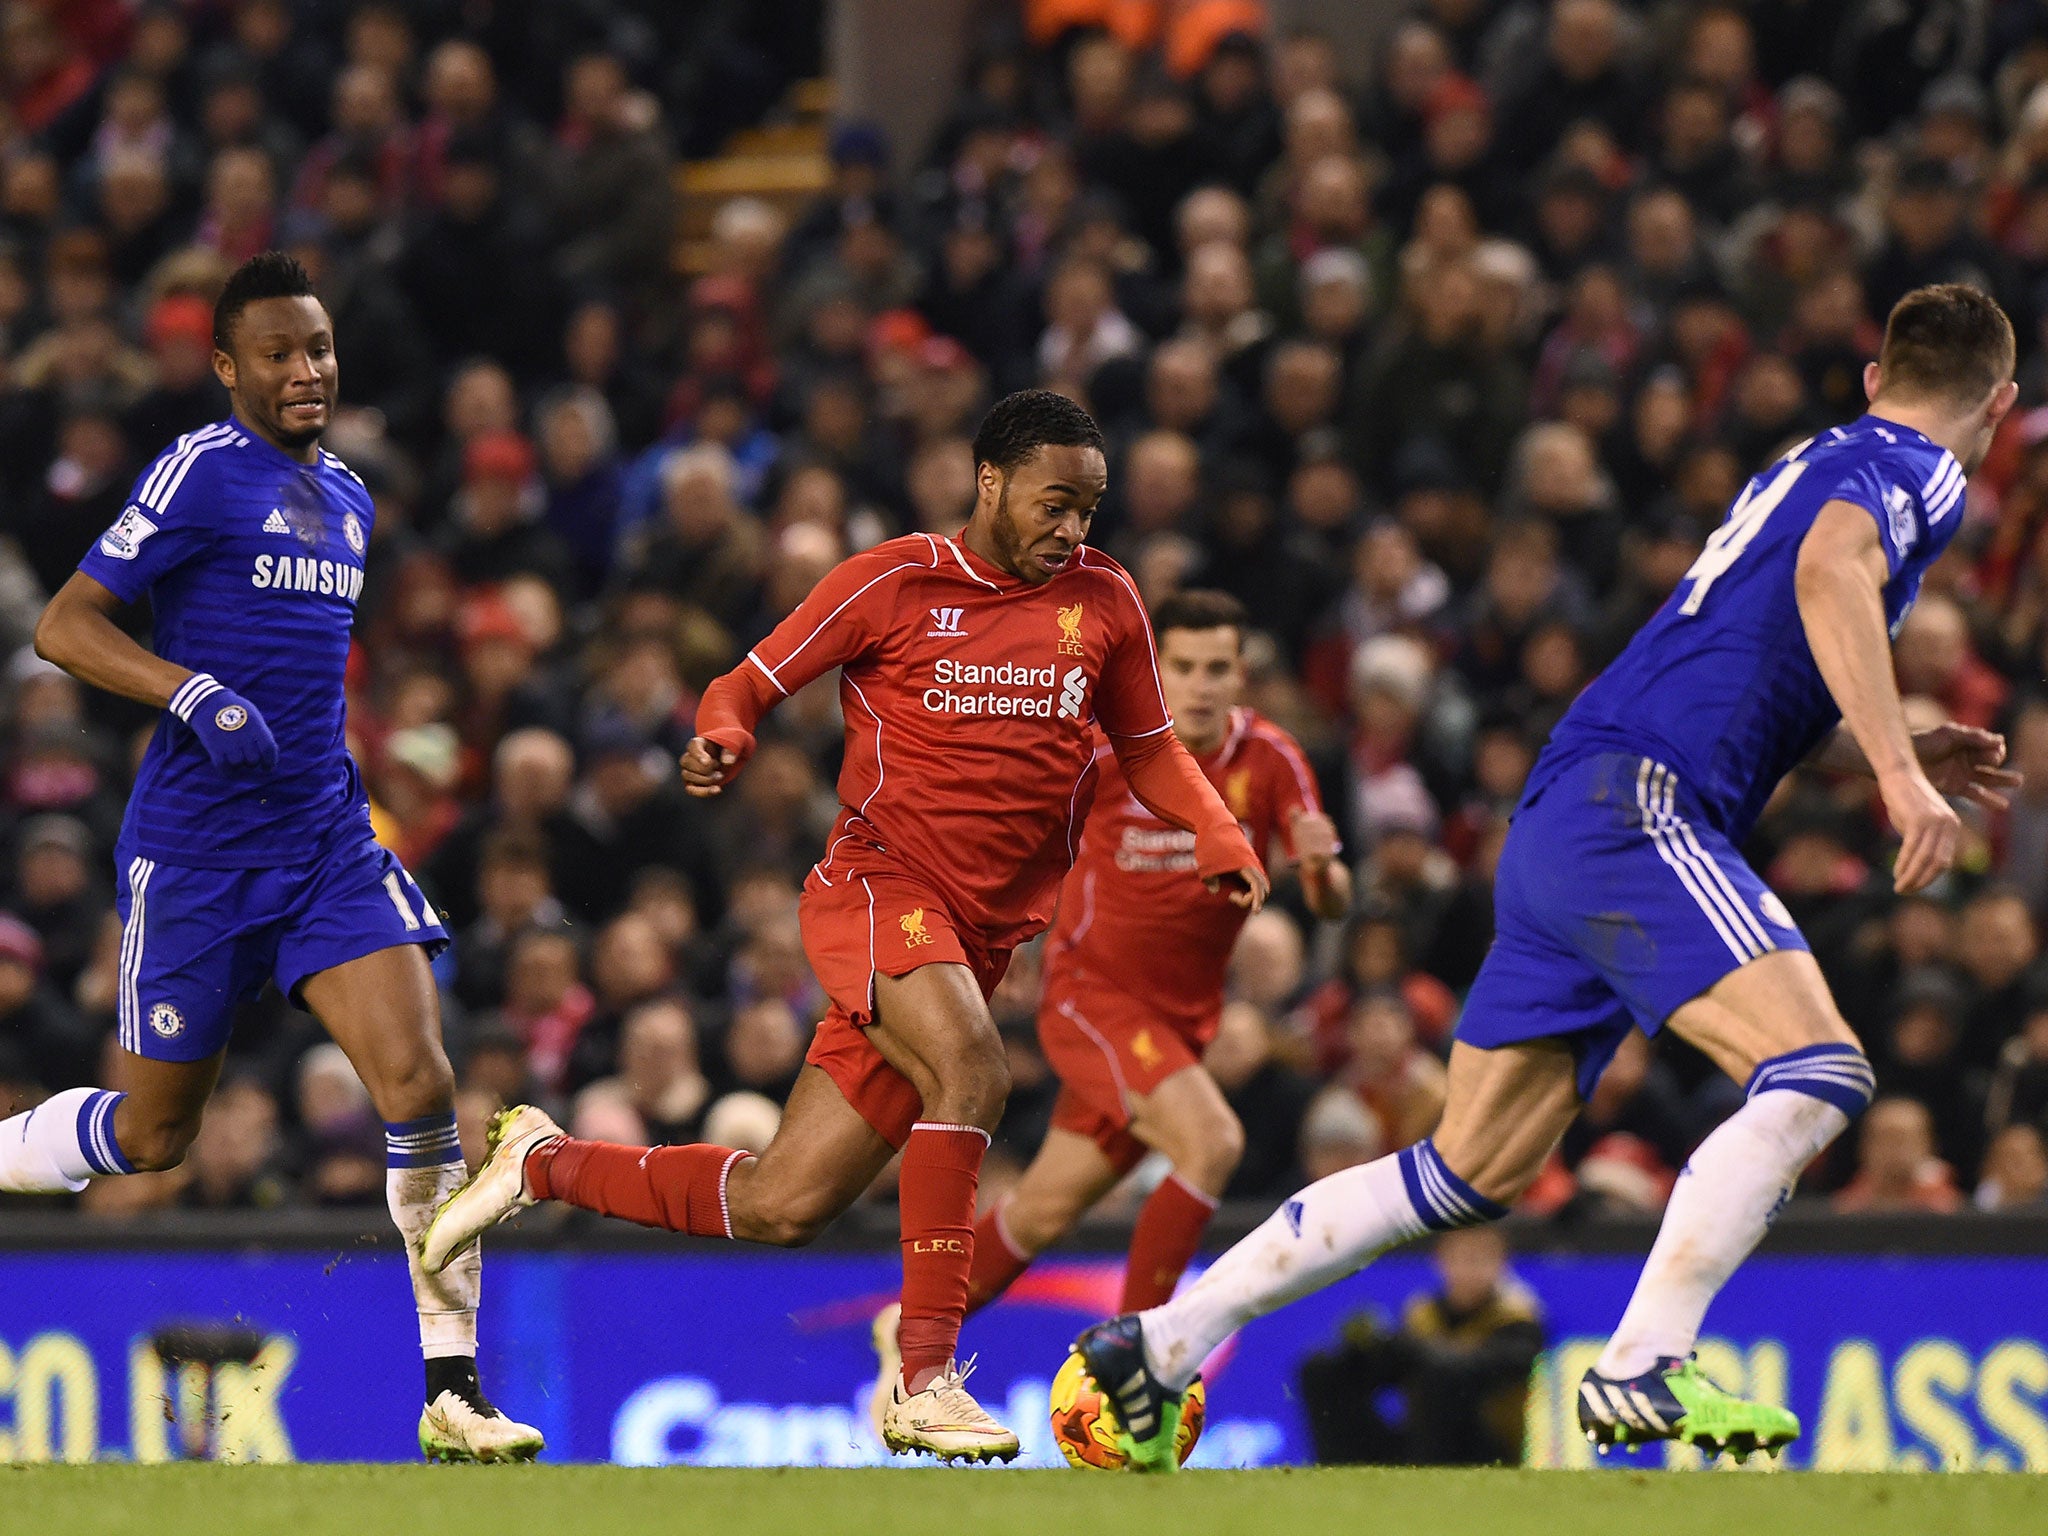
[
  {"x1": 1046, "y1": 707, "x2": 1322, "y2": 1029},
  {"x1": 741, "y1": 533, "x2": 1177, "y2": 948}
]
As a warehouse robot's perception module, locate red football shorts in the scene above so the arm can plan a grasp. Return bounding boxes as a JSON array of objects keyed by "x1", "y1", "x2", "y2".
[
  {"x1": 800, "y1": 866, "x2": 1011, "y2": 1149},
  {"x1": 1039, "y1": 959, "x2": 1214, "y2": 1170}
]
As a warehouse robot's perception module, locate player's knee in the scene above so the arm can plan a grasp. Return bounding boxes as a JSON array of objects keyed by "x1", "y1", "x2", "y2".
[
  {"x1": 362, "y1": 1049, "x2": 456, "y2": 1123},
  {"x1": 1001, "y1": 1185, "x2": 1081, "y2": 1254},
  {"x1": 1747, "y1": 1042, "x2": 1875, "y2": 1120},
  {"x1": 1168, "y1": 1104, "x2": 1244, "y2": 1190},
  {"x1": 925, "y1": 1035, "x2": 1010, "y2": 1127},
  {"x1": 1203, "y1": 1110, "x2": 1247, "y2": 1182}
]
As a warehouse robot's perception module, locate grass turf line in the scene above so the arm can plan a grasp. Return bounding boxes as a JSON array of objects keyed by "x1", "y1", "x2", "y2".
[{"x1": 4, "y1": 1465, "x2": 2035, "y2": 1536}]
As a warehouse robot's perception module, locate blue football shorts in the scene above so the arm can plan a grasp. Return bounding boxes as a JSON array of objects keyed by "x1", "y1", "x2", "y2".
[
  {"x1": 1458, "y1": 751, "x2": 1809, "y2": 1099},
  {"x1": 112, "y1": 825, "x2": 450, "y2": 1062}
]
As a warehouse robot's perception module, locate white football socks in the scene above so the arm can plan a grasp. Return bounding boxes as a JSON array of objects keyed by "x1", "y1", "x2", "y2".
[
  {"x1": 1140, "y1": 1139, "x2": 1499, "y2": 1391},
  {"x1": 385, "y1": 1116, "x2": 480, "y2": 1359},
  {"x1": 1595, "y1": 1085, "x2": 1852, "y2": 1379},
  {"x1": 0, "y1": 1087, "x2": 132, "y2": 1192}
]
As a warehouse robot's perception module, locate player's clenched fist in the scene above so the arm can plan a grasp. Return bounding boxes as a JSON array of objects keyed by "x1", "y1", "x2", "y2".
[
  {"x1": 679, "y1": 731, "x2": 752, "y2": 796},
  {"x1": 168, "y1": 671, "x2": 277, "y2": 771}
]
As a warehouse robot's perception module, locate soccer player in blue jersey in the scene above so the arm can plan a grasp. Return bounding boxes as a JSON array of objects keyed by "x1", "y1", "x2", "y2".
[
  {"x1": 1076, "y1": 283, "x2": 2026, "y2": 1468},
  {"x1": 0, "y1": 253, "x2": 541, "y2": 1462}
]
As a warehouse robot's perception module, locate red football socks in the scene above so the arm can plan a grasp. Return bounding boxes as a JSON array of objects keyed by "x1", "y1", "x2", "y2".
[
  {"x1": 963, "y1": 1199, "x2": 1033, "y2": 1318},
  {"x1": 527, "y1": 1137, "x2": 748, "y2": 1238},
  {"x1": 1121, "y1": 1172, "x2": 1220, "y2": 1310},
  {"x1": 896, "y1": 1121, "x2": 989, "y2": 1390}
]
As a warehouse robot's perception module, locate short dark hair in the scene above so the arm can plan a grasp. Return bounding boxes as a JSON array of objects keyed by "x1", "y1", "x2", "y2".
[
  {"x1": 1151, "y1": 588, "x2": 1249, "y2": 643},
  {"x1": 970, "y1": 388, "x2": 1105, "y2": 474},
  {"x1": 1877, "y1": 283, "x2": 2014, "y2": 407},
  {"x1": 213, "y1": 250, "x2": 318, "y2": 352}
]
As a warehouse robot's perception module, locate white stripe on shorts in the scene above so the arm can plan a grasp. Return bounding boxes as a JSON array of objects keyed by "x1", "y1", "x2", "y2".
[
  {"x1": 1635, "y1": 762, "x2": 1769, "y2": 966},
  {"x1": 119, "y1": 858, "x2": 155, "y2": 1051}
]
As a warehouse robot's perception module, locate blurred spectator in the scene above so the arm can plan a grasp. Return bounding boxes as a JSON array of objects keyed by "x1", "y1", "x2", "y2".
[
  {"x1": 0, "y1": 912, "x2": 93, "y2": 1091},
  {"x1": 580, "y1": 997, "x2": 712, "y2": 1145},
  {"x1": 10, "y1": 812, "x2": 102, "y2": 993},
  {"x1": 1299, "y1": 1228, "x2": 1545, "y2": 1465},
  {"x1": 1205, "y1": 1000, "x2": 1315, "y2": 1199},
  {"x1": 1337, "y1": 990, "x2": 1447, "y2": 1154},
  {"x1": 295, "y1": 1043, "x2": 383, "y2": 1206},
  {"x1": 182, "y1": 1075, "x2": 289, "y2": 1209},
  {"x1": 546, "y1": 51, "x2": 675, "y2": 304},
  {"x1": 1975, "y1": 1122, "x2": 2048, "y2": 1212},
  {"x1": 1832, "y1": 1097, "x2": 1965, "y2": 1214},
  {"x1": 1299, "y1": 1083, "x2": 1384, "y2": 1181}
]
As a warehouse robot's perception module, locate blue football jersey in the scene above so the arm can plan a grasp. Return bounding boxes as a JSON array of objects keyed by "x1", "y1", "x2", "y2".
[
  {"x1": 77, "y1": 418, "x2": 375, "y2": 868},
  {"x1": 1533, "y1": 415, "x2": 1966, "y2": 841}
]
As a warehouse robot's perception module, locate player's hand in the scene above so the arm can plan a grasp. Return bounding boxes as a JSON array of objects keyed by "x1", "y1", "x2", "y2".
[
  {"x1": 1912, "y1": 722, "x2": 2023, "y2": 811},
  {"x1": 1878, "y1": 765, "x2": 1962, "y2": 894},
  {"x1": 1288, "y1": 809, "x2": 1352, "y2": 919},
  {"x1": 169, "y1": 673, "x2": 277, "y2": 772},
  {"x1": 1288, "y1": 808, "x2": 1342, "y2": 865},
  {"x1": 1205, "y1": 862, "x2": 1270, "y2": 912},
  {"x1": 678, "y1": 734, "x2": 745, "y2": 796}
]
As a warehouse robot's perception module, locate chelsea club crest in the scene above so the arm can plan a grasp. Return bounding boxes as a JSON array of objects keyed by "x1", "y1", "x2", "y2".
[
  {"x1": 148, "y1": 1001, "x2": 185, "y2": 1039},
  {"x1": 343, "y1": 511, "x2": 366, "y2": 555}
]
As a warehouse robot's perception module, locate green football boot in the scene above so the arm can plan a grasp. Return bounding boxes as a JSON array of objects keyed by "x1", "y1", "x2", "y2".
[{"x1": 1578, "y1": 1355, "x2": 1800, "y2": 1463}]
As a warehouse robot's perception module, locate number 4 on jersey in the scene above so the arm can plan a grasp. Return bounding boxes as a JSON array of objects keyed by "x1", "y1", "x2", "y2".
[{"x1": 1678, "y1": 455, "x2": 1810, "y2": 616}]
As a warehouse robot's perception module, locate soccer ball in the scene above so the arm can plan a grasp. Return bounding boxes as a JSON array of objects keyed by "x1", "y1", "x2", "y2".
[{"x1": 1048, "y1": 1350, "x2": 1205, "y2": 1470}]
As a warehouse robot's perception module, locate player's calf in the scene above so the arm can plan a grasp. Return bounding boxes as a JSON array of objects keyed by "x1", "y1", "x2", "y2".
[
  {"x1": 107, "y1": 1096, "x2": 204, "y2": 1173},
  {"x1": 1596, "y1": 1042, "x2": 1872, "y2": 1382},
  {"x1": 727, "y1": 1159, "x2": 849, "y2": 1247}
]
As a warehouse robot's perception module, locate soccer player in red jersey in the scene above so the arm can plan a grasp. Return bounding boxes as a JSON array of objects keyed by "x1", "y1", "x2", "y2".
[
  {"x1": 868, "y1": 590, "x2": 1350, "y2": 1408},
  {"x1": 422, "y1": 391, "x2": 1267, "y2": 1460}
]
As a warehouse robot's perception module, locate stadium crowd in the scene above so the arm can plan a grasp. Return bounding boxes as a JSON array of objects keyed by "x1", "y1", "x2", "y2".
[{"x1": 2, "y1": 0, "x2": 2048, "y2": 1224}]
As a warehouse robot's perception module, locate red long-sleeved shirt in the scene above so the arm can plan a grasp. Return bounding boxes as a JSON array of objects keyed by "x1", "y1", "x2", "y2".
[
  {"x1": 696, "y1": 533, "x2": 1258, "y2": 950},
  {"x1": 1047, "y1": 707, "x2": 1321, "y2": 1030}
]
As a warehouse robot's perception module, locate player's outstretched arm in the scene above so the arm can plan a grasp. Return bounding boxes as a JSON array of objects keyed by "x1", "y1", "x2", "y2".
[
  {"x1": 36, "y1": 573, "x2": 192, "y2": 708},
  {"x1": 1810, "y1": 719, "x2": 2020, "y2": 808},
  {"x1": 1796, "y1": 501, "x2": 1959, "y2": 894},
  {"x1": 1112, "y1": 727, "x2": 1269, "y2": 911},
  {"x1": 680, "y1": 663, "x2": 781, "y2": 796},
  {"x1": 1288, "y1": 808, "x2": 1353, "y2": 920},
  {"x1": 682, "y1": 545, "x2": 904, "y2": 794},
  {"x1": 36, "y1": 573, "x2": 278, "y2": 771}
]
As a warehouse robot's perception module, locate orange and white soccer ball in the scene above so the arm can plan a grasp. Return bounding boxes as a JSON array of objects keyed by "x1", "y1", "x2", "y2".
[{"x1": 1048, "y1": 1350, "x2": 1205, "y2": 1470}]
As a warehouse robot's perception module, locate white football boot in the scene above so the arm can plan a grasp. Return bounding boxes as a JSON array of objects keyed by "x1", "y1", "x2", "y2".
[
  {"x1": 418, "y1": 1389, "x2": 545, "y2": 1463},
  {"x1": 879, "y1": 1357, "x2": 1021, "y2": 1463},
  {"x1": 421, "y1": 1105, "x2": 563, "y2": 1274}
]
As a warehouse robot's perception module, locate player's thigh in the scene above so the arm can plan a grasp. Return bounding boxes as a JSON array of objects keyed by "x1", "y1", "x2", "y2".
[
  {"x1": 867, "y1": 962, "x2": 1007, "y2": 1104},
  {"x1": 299, "y1": 942, "x2": 453, "y2": 1121},
  {"x1": 1431, "y1": 1039, "x2": 1582, "y2": 1204},
  {"x1": 1125, "y1": 1064, "x2": 1243, "y2": 1182},
  {"x1": 1001, "y1": 1127, "x2": 1130, "y2": 1254},
  {"x1": 1664, "y1": 948, "x2": 1860, "y2": 1086},
  {"x1": 730, "y1": 1064, "x2": 898, "y2": 1244}
]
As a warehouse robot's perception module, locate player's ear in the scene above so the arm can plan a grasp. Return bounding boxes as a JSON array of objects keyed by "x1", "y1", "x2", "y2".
[
  {"x1": 975, "y1": 460, "x2": 1002, "y2": 508},
  {"x1": 1990, "y1": 378, "x2": 2020, "y2": 426},
  {"x1": 213, "y1": 347, "x2": 236, "y2": 392},
  {"x1": 1862, "y1": 360, "x2": 1882, "y2": 403}
]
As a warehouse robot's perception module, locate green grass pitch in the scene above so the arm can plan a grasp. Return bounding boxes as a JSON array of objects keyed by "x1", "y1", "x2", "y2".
[{"x1": 5, "y1": 1465, "x2": 2035, "y2": 1536}]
